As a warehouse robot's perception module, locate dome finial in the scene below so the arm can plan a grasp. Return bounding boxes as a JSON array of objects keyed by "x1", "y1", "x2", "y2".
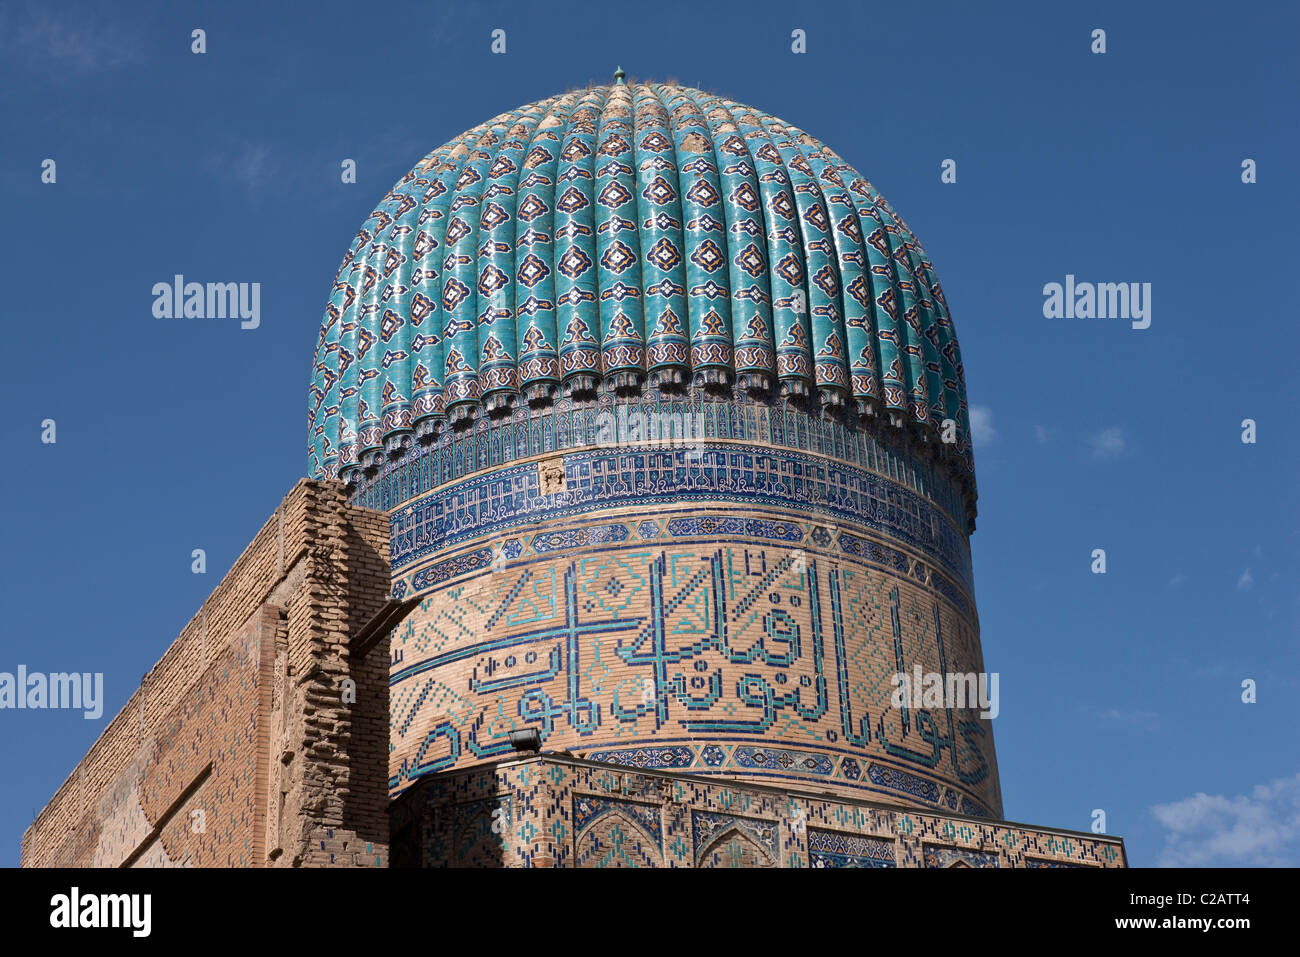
[{"x1": 613, "y1": 65, "x2": 626, "y2": 85}]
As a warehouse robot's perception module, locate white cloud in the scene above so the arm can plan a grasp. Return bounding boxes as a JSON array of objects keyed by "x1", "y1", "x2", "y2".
[
  {"x1": 1151, "y1": 774, "x2": 1300, "y2": 867},
  {"x1": 969, "y1": 405, "x2": 997, "y2": 448},
  {"x1": 1237, "y1": 568, "x2": 1255, "y2": 591},
  {"x1": 1034, "y1": 424, "x2": 1054, "y2": 443},
  {"x1": 1168, "y1": 572, "x2": 1187, "y2": 587},
  {"x1": 1087, "y1": 427, "x2": 1127, "y2": 459}
]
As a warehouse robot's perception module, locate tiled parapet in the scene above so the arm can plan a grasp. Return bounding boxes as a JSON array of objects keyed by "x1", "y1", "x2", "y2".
[{"x1": 390, "y1": 755, "x2": 1124, "y2": 868}]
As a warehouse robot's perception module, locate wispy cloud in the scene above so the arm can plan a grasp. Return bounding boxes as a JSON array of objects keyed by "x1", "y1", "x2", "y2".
[
  {"x1": 5, "y1": 9, "x2": 138, "y2": 75},
  {"x1": 969, "y1": 405, "x2": 997, "y2": 448},
  {"x1": 1087, "y1": 427, "x2": 1127, "y2": 459},
  {"x1": 1168, "y1": 572, "x2": 1186, "y2": 588},
  {"x1": 203, "y1": 144, "x2": 276, "y2": 191},
  {"x1": 1237, "y1": 568, "x2": 1255, "y2": 591},
  {"x1": 1151, "y1": 774, "x2": 1300, "y2": 867},
  {"x1": 1034, "y1": 424, "x2": 1055, "y2": 444}
]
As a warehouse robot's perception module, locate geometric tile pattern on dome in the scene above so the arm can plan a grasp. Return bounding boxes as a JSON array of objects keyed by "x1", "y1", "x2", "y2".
[
  {"x1": 389, "y1": 530, "x2": 1001, "y2": 817},
  {"x1": 308, "y1": 81, "x2": 975, "y2": 500},
  {"x1": 390, "y1": 756, "x2": 1124, "y2": 868}
]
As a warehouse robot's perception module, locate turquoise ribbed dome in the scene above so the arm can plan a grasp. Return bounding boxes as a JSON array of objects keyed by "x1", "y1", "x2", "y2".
[{"x1": 307, "y1": 80, "x2": 974, "y2": 500}]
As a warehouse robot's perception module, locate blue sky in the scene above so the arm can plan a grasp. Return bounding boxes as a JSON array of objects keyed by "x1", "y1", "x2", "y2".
[{"x1": 1, "y1": 0, "x2": 1296, "y2": 867}]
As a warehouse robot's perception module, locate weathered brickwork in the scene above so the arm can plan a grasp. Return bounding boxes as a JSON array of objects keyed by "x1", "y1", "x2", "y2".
[
  {"x1": 390, "y1": 754, "x2": 1125, "y2": 868},
  {"x1": 22, "y1": 480, "x2": 392, "y2": 868}
]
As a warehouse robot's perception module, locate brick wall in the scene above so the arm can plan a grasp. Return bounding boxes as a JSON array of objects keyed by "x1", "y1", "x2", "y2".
[{"x1": 21, "y1": 479, "x2": 392, "y2": 868}]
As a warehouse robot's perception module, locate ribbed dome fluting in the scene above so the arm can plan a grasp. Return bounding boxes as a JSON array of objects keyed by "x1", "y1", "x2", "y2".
[{"x1": 308, "y1": 80, "x2": 976, "y2": 523}]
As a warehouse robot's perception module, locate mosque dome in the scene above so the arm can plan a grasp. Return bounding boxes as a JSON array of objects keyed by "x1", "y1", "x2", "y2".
[
  {"x1": 308, "y1": 77, "x2": 997, "y2": 818},
  {"x1": 307, "y1": 77, "x2": 977, "y2": 524}
]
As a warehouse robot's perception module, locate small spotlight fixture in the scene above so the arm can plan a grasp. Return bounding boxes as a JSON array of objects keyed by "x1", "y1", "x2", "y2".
[{"x1": 508, "y1": 729, "x2": 541, "y2": 752}]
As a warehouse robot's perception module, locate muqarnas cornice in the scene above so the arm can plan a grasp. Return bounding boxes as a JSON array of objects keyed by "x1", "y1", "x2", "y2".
[{"x1": 348, "y1": 385, "x2": 977, "y2": 531}]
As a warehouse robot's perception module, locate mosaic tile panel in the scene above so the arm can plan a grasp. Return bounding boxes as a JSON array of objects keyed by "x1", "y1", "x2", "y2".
[
  {"x1": 389, "y1": 530, "x2": 1001, "y2": 817},
  {"x1": 922, "y1": 843, "x2": 1001, "y2": 868},
  {"x1": 807, "y1": 828, "x2": 896, "y2": 868}
]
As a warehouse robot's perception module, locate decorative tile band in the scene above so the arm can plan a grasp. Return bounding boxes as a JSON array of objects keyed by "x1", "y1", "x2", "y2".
[
  {"x1": 666, "y1": 516, "x2": 804, "y2": 542},
  {"x1": 348, "y1": 391, "x2": 972, "y2": 530},
  {"x1": 389, "y1": 441, "x2": 974, "y2": 594},
  {"x1": 733, "y1": 746, "x2": 834, "y2": 776},
  {"x1": 867, "y1": 763, "x2": 942, "y2": 804},
  {"x1": 532, "y1": 522, "x2": 630, "y2": 553},
  {"x1": 391, "y1": 505, "x2": 973, "y2": 617},
  {"x1": 573, "y1": 741, "x2": 994, "y2": 819},
  {"x1": 585, "y1": 746, "x2": 694, "y2": 770}
]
